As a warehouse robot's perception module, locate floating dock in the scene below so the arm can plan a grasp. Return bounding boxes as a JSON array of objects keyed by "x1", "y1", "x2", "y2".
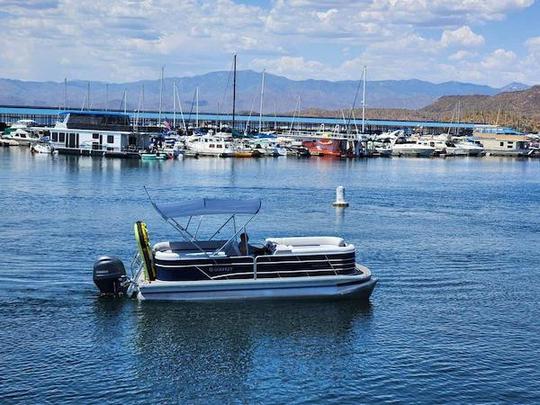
[{"x1": 55, "y1": 147, "x2": 141, "y2": 159}]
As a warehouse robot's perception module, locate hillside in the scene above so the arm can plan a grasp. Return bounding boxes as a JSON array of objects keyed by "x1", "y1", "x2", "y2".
[
  {"x1": 420, "y1": 85, "x2": 540, "y2": 131},
  {"x1": 0, "y1": 71, "x2": 523, "y2": 113}
]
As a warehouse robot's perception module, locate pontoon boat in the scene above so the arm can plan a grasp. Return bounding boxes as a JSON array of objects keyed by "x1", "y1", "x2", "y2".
[{"x1": 93, "y1": 195, "x2": 377, "y2": 302}]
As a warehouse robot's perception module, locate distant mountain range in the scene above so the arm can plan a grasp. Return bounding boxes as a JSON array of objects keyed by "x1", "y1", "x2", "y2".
[{"x1": 0, "y1": 71, "x2": 531, "y2": 113}]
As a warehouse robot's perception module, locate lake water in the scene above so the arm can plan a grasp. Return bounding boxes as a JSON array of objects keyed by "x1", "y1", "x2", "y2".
[{"x1": 1, "y1": 148, "x2": 539, "y2": 403}]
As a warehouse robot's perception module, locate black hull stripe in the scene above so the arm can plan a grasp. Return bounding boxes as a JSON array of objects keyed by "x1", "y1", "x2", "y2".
[
  {"x1": 154, "y1": 258, "x2": 356, "y2": 268},
  {"x1": 154, "y1": 253, "x2": 355, "y2": 266}
]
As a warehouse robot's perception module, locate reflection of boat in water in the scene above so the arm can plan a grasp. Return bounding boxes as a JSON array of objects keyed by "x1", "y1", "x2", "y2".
[
  {"x1": 93, "y1": 195, "x2": 377, "y2": 302},
  {"x1": 121, "y1": 297, "x2": 372, "y2": 400}
]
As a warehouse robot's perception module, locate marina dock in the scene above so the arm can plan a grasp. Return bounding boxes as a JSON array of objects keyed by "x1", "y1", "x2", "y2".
[{"x1": 1, "y1": 107, "x2": 538, "y2": 159}]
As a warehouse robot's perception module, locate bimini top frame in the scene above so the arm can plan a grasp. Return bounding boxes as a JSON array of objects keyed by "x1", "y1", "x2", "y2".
[{"x1": 144, "y1": 187, "x2": 261, "y2": 258}]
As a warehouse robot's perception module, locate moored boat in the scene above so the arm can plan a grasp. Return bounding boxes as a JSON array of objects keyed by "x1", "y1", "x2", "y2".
[
  {"x1": 140, "y1": 152, "x2": 168, "y2": 160},
  {"x1": 303, "y1": 138, "x2": 342, "y2": 157},
  {"x1": 30, "y1": 142, "x2": 54, "y2": 154},
  {"x1": 392, "y1": 139, "x2": 435, "y2": 157},
  {"x1": 187, "y1": 133, "x2": 235, "y2": 157}
]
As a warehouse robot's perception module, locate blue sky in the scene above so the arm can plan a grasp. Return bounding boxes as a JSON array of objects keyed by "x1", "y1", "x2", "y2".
[{"x1": 0, "y1": 0, "x2": 538, "y2": 87}]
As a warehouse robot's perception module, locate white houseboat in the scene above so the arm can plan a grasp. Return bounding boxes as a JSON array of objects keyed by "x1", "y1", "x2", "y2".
[
  {"x1": 45, "y1": 111, "x2": 152, "y2": 158},
  {"x1": 473, "y1": 126, "x2": 530, "y2": 156}
]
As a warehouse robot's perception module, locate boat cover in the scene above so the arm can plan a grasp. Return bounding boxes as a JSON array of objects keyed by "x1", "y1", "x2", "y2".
[{"x1": 151, "y1": 198, "x2": 261, "y2": 219}]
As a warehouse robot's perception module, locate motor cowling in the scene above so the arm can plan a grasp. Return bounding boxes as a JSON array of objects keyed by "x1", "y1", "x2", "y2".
[{"x1": 93, "y1": 256, "x2": 128, "y2": 296}]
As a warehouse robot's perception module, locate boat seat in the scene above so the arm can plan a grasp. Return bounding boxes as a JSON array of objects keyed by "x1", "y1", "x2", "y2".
[
  {"x1": 153, "y1": 239, "x2": 241, "y2": 258},
  {"x1": 155, "y1": 250, "x2": 227, "y2": 261},
  {"x1": 266, "y1": 236, "x2": 354, "y2": 255},
  {"x1": 265, "y1": 236, "x2": 346, "y2": 247}
]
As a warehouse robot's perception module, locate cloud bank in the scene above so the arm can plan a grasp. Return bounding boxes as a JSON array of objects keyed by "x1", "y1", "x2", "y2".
[{"x1": 0, "y1": 0, "x2": 536, "y2": 86}]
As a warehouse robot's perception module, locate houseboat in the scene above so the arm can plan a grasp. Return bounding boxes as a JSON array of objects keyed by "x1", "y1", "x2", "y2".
[
  {"x1": 44, "y1": 111, "x2": 152, "y2": 158},
  {"x1": 473, "y1": 126, "x2": 530, "y2": 156},
  {"x1": 93, "y1": 195, "x2": 377, "y2": 302}
]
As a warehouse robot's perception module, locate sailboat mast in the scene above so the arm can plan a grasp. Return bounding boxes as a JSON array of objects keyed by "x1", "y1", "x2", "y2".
[
  {"x1": 136, "y1": 85, "x2": 143, "y2": 128},
  {"x1": 258, "y1": 69, "x2": 265, "y2": 133},
  {"x1": 232, "y1": 54, "x2": 237, "y2": 132},
  {"x1": 158, "y1": 65, "x2": 164, "y2": 124},
  {"x1": 64, "y1": 78, "x2": 67, "y2": 110},
  {"x1": 105, "y1": 83, "x2": 109, "y2": 112},
  {"x1": 173, "y1": 81, "x2": 176, "y2": 128},
  {"x1": 196, "y1": 86, "x2": 199, "y2": 127},
  {"x1": 361, "y1": 66, "x2": 367, "y2": 134},
  {"x1": 123, "y1": 88, "x2": 127, "y2": 114},
  {"x1": 174, "y1": 82, "x2": 187, "y2": 131},
  {"x1": 142, "y1": 84, "x2": 145, "y2": 127}
]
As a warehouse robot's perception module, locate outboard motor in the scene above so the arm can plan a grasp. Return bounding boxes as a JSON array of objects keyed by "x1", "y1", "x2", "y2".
[{"x1": 93, "y1": 256, "x2": 129, "y2": 296}]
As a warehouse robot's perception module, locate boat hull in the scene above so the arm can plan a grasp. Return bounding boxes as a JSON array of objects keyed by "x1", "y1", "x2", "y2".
[
  {"x1": 137, "y1": 269, "x2": 377, "y2": 302},
  {"x1": 141, "y1": 153, "x2": 168, "y2": 160},
  {"x1": 392, "y1": 146, "x2": 434, "y2": 157},
  {"x1": 303, "y1": 139, "x2": 343, "y2": 157}
]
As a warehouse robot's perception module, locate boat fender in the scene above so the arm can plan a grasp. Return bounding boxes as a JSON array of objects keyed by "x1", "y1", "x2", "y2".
[{"x1": 134, "y1": 221, "x2": 156, "y2": 281}]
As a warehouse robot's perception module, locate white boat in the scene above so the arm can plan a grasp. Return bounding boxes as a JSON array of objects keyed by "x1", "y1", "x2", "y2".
[
  {"x1": 187, "y1": 133, "x2": 235, "y2": 157},
  {"x1": 2, "y1": 128, "x2": 41, "y2": 145},
  {"x1": 93, "y1": 196, "x2": 377, "y2": 302},
  {"x1": 451, "y1": 138, "x2": 485, "y2": 156},
  {"x1": 2, "y1": 120, "x2": 43, "y2": 145},
  {"x1": 10, "y1": 119, "x2": 38, "y2": 129},
  {"x1": 250, "y1": 139, "x2": 287, "y2": 156},
  {"x1": 392, "y1": 139, "x2": 435, "y2": 157},
  {"x1": 374, "y1": 146, "x2": 392, "y2": 157},
  {"x1": 417, "y1": 136, "x2": 448, "y2": 155},
  {"x1": 162, "y1": 137, "x2": 183, "y2": 159},
  {"x1": 30, "y1": 142, "x2": 54, "y2": 154}
]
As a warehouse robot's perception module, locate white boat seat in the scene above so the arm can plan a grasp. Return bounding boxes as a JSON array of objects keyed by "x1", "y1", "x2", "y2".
[
  {"x1": 153, "y1": 239, "x2": 241, "y2": 258},
  {"x1": 266, "y1": 236, "x2": 354, "y2": 255},
  {"x1": 155, "y1": 250, "x2": 228, "y2": 261},
  {"x1": 265, "y1": 236, "x2": 346, "y2": 247}
]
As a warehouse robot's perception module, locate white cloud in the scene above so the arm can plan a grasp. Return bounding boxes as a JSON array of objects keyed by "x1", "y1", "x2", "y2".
[
  {"x1": 448, "y1": 50, "x2": 476, "y2": 61},
  {"x1": 441, "y1": 26, "x2": 485, "y2": 47},
  {"x1": 481, "y1": 48, "x2": 517, "y2": 70}
]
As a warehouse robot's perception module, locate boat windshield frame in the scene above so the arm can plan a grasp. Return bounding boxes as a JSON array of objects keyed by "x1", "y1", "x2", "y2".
[{"x1": 145, "y1": 188, "x2": 260, "y2": 258}]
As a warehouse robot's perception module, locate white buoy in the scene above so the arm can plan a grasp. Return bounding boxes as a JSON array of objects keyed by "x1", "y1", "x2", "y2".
[{"x1": 332, "y1": 186, "x2": 349, "y2": 207}]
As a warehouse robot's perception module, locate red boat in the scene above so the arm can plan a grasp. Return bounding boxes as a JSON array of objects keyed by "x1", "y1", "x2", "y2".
[{"x1": 302, "y1": 139, "x2": 343, "y2": 156}]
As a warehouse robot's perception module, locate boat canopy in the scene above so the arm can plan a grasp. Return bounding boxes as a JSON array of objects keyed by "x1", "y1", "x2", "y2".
[{"x1": 151, "y1": 197, "x2": 262, "y2": 220}]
